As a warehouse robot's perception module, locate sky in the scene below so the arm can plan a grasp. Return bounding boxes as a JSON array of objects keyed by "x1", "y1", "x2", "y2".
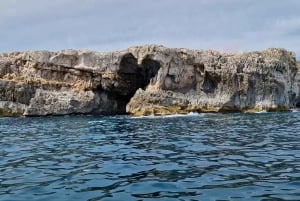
[{"x1": 0, "y1": 0, "x2": 300, "y2": 59}]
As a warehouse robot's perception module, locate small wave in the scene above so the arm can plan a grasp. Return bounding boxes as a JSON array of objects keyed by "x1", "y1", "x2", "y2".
[
  {"x1": 131, "y1": 112, "x2": 204, "y2": 119},
  {"x1": 254, "y1": 110, "x2": 268, "y2": 114},
  {"x1": 163, "y1": 112, "x2": 203, "y2": 118},
  {"x1": 291, "y1": 109, "x2": 299, "y2": 113},
  {"x1": 88, "y1": 120, "x2": 106, "y2": 124}
]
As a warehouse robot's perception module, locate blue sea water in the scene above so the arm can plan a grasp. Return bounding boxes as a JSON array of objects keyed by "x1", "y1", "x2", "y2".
[{"x1": 0, "y1": 112, "x2": 300, "y2": 201}]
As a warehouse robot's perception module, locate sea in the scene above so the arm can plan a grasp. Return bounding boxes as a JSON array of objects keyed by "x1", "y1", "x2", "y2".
[{"x1": 0, "y1": 111, "x2": 300, "y2": 201}]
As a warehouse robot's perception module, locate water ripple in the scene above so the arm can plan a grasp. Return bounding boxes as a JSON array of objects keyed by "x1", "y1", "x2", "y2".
[{"x1": 1, "y1": 113, "x2": 300, "y2": 201}]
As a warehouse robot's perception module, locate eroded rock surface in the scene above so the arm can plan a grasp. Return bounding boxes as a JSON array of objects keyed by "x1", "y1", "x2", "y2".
[{"x1": 0, "y1": 45, "x2": 298, "y2": 116}]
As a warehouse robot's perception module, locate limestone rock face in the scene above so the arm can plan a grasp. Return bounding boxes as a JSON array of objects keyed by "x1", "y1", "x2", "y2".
[
  {"x1": 0, "y1": 45, "x2": 298, "y2": 116},
  {"x1": 0, "y1": 47, "x2": 160, "y2": 116},
  {"x1": 126, "y1": 46, "x2": 299, "y2": 115}
]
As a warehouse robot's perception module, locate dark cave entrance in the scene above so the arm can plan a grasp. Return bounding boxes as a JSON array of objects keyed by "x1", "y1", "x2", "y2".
[
  {"x1": 100, "y1": 53, "x2": 161, "y2": 114},
  {"x1": 296, "y1": 100, "x2": 300, "y2": 108},
  {"x1": 141, "y1": 57, "x2": 161, "y2": 89},
  {"x1": 202, "y1": 71, "x2": 220, "y2": 93}
]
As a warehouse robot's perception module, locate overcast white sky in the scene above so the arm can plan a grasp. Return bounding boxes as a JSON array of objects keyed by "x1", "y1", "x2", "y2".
[{"x1": 0, "y1": 0, "x2": 300, "y2": 59}]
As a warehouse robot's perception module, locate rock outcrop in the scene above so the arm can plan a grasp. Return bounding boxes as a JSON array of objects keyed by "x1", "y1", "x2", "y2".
[{"x1": 0, "y1": 45, "x2": 298, "y2": 116}]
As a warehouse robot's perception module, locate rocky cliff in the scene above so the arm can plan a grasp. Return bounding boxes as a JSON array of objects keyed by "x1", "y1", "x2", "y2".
[{"x1": 0, "y1": 45, "x2": 298, "y2": 116}]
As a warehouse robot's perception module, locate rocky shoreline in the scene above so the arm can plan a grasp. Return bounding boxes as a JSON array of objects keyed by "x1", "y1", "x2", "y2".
[{"x1": 0, "y1": 45, "x2": 299, "y2": 117}]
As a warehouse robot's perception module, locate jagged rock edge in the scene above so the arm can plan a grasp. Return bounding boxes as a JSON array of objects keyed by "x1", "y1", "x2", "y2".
[{"x1": 0, "y1": 45, "x2": 299, "y2": 116}]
